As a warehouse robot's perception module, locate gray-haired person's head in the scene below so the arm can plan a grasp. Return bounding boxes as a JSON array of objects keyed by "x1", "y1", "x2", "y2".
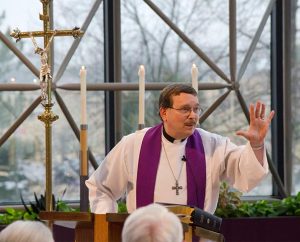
[
  {"x1": 122, "y1": 203, "x2": 183, "y2": 242},
  {"x1": 0, "y1": 220, "x2": 54, "y2": 242}
]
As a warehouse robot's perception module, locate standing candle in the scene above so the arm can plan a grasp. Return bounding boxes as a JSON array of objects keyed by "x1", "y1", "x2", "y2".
[
  {"x1": 80, "y1": 66, "x2": 87, "y2": 124},
  {"x1": 191, "y1": 63, "x2": 198, "y2": 93},
  {"x1": 138, "y1": 65, "x2": 145, "y2": 128},
  {"x1": 79, "y1": 66, "x2": 88, "y2": 211}
]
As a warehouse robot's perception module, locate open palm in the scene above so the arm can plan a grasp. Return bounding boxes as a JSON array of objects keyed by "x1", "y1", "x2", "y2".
[{"x1": 236, "y1": 101, "x2": 275, "y2": 147}]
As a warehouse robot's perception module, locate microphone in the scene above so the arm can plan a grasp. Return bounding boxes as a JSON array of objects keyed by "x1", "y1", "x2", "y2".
[{"x1": 181, "y1": 155, "x2": 187, "y2": 161}]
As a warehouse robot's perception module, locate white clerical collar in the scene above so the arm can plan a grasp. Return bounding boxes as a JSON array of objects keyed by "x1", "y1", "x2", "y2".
[{"x1": 162, "y1": 126, "x2": 186, "y2": 144}]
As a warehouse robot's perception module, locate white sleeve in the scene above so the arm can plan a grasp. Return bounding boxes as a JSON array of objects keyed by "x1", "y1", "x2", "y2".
[
  {"x1": 85, "y1": 136, "x2": 130, "y2": 214},
  {"x1": 219, "y1": 139, "x2": 269, "y2": 192}
]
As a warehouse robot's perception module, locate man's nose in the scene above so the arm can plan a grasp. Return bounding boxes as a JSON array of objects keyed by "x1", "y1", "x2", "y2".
[{"x1": 188, "y1": 110, "x2": 199, "y2": 118}]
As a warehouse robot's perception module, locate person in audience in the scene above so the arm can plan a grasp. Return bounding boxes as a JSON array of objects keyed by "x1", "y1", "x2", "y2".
[
  {"x1": 122, "y1": 203, "x2": 183, "y2": 242},
  {"x1": 0, "y1": 220, "x2": 54, "y2": 242}
]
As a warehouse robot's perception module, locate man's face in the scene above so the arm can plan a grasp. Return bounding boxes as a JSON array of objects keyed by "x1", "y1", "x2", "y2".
[{"x1": 160, "y1": 93, "x2": 200, "y2": 140}]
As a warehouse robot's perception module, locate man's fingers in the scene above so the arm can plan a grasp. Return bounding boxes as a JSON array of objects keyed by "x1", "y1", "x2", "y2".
[
  {"x1": 255, "y1": 102, "x2": 261, "y2": 118},
  {"x1": 267, "y1": 110, "x2": 275, "y2": 122},
  {"x1": 249, "y1": 103, "x2": 255, "y2": 123},
  {"x1": 260, "y1": 103, "x2": 266, "y2": 119}
]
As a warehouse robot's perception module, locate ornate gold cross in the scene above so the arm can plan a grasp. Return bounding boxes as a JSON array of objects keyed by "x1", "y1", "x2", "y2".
[
  {"x1": 10, "y1": 0, "x2": 84, "y2": 213},
  {"x1": 10, "y1": 0, "x2": 84, "y2": 104},
  {"x1": 10, "y1": 0, "x2": 83, "y2": 45}
]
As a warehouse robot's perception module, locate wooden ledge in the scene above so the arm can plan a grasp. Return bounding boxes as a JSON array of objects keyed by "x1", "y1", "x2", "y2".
[{"x1": 39, "y1": 211, "x2": 92, "y2": 222}]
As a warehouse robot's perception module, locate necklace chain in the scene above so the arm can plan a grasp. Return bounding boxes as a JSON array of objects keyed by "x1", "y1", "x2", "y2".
[{"x1": 162, "y1": 141, "x2": 184, "y2": 195}]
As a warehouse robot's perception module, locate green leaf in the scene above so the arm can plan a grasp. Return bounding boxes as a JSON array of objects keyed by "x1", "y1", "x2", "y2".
[
  {"x1": 216, "y1": 182, "x2": 300, "y2": 218},
  {"x1": 118, "y1": 202, "x2": 128, "y2": 213},
  {"x1": 295, "y1": 209, "x2": 300, "y2": 216},
  {"x1": 56, "y1": 200, "x2": 75, "y2": 212},
  {"x1": 5, "y1": 208, "x2": 16, "y2": 215}
]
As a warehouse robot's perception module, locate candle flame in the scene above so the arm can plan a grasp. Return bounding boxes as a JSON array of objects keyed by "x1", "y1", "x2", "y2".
[
  {"x1": 138, "y1": 65, "x2": 145, "y2": 76},
  {"x1": 191, "y1": 63, "x2": 198, "y2": 74},
  {"x1": 191, "y1": 63, "x2": 199, "y2": 93}
]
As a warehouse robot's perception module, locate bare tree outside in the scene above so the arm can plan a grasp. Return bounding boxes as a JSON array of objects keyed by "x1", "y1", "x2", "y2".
[
  {"x1": 1, "y1": 0, "x2": 300, "y2": 204},
  {"x1": 291, "y1": 1, "x2": 300, "y2": 194}
]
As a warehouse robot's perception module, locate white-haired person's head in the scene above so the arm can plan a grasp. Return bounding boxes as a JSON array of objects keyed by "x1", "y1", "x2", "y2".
[
  {"x1": 122, "y1": 203, "x2": 183, "y2": 242},
  {"x1": 0, "y1": 220, "x2": 54, "y2": 242}
]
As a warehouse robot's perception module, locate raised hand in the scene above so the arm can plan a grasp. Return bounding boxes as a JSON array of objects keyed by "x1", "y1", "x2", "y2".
[{"x1": 236, "y1": 101, "x2": 275, "y2": 147}]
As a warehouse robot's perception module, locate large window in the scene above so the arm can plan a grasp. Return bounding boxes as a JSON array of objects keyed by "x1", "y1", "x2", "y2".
[
  {"x1": 0, "y1": 0, "x2": 104, "y2": 203},
  {"x1": 291, "y1": 1, "x2": 300, "y2": 194},
  {"x1": 121, "y1": 0, "x2": 273, "y2": 195},
  {"x1": 0, "y1": 0, "x2": 298, "y2": 205}
]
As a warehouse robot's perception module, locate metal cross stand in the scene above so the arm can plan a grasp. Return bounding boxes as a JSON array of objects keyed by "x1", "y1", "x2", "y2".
[{"x1": 10, "y1": 0, "x2": 84, "y2": 213}]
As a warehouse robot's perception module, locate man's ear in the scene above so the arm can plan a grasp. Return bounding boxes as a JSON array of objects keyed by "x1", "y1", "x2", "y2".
[{"x1": 159, "y1": 107, "x2": 167, "y2": 121}]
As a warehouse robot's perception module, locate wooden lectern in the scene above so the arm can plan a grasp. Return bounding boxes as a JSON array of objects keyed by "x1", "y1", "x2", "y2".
[
  {"x1": 39, "y1": 212, "x2": 130, "y2": 242},
  {"x1": 39, "y1": 212, "x2": 224, "y2": 242}
]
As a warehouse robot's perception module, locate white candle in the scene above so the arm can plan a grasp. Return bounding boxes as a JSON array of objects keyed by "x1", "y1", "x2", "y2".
[
  {"x1": 138, "y1": 65, "x2": 145, "y2": 125},
  {"x1": 191, "y1": 63, "x2": 198, "y2": 93},
  {"x1": 80, "y1": 66, "x2": 87, "y2": 124}
]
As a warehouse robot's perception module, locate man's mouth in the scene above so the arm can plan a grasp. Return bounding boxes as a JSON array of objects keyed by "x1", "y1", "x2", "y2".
[{"x1": 185, "y1": 122, "x2": 196, "y2": 127}]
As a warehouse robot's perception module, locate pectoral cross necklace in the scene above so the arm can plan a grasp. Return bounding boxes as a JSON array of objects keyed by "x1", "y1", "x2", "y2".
[{"x1": 162, "y1": 141, "x2": 184, "y2": 195}]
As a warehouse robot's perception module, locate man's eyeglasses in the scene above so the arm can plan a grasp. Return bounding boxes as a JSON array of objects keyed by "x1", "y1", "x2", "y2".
[{"x1": 168, "y1": 106, "x2": 203, "y2": 116}]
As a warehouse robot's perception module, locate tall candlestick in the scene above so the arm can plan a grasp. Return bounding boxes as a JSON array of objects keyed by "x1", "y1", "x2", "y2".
[
  {"x1": 80, "y1": 122, "x2": 88, "y2": 211},
  {"x1": 138, "y1": 65, "x2": 145, "y2": 129},
  {"x1": 191, "y1": 63, "x2": 198, "y2": 93},
  {"x1": 79, "y1": 66, "x2": 88, "y2": 211},
  {"x1": 80, "y1": 66, "x2": 87, "y2": 124}
]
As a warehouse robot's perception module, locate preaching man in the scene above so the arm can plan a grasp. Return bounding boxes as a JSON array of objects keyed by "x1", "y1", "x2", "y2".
[{"x1": 86, "y1": 83, "x2": 274, "y2": 214}]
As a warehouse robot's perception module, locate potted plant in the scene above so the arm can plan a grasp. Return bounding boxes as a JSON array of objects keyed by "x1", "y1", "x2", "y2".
[
  {"x1": 216, "y1": 182, "x2": 300, "y2": 242},
  {"x1": 0, "y1": 191, "x2": 77, "y2": 242}
]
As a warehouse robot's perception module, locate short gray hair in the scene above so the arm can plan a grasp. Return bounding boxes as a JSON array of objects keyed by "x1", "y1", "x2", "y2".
[
  {"x1": 0, "y1": 221, "x2": 54, "y2": 242},
  {"x1": 122, "y1": 204, "x2": 183, "y2": 242}
]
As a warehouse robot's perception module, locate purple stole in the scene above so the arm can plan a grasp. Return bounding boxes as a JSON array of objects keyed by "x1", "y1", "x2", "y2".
[{"x1": 136, "y1": 123, "x2": 206, "y2": 209}]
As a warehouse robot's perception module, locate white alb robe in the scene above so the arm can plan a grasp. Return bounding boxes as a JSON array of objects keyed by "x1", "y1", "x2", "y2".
[{"x1": 86, "y1": 127, "x2": 268, "y2": 214}]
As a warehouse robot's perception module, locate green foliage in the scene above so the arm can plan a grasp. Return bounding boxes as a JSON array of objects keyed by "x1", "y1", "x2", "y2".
[
  {"x1": 56, "y1": 200, "x2": 77, "y2": 212},
  {"x1": 215, "y1": 182, "x2": 243, "y2": 218},
  {"x1": 0, "y1": 208, "x2": 37, "y2": 225},
  {"x1": 215, "y1": 182, "x2": 300, "y2": 218},
  {"x1": 118, "y1": 201, "x2": 128, "y2": 213},
  {"x1": 0, "y1": 190, "x2": 76, "y2": 225}
]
